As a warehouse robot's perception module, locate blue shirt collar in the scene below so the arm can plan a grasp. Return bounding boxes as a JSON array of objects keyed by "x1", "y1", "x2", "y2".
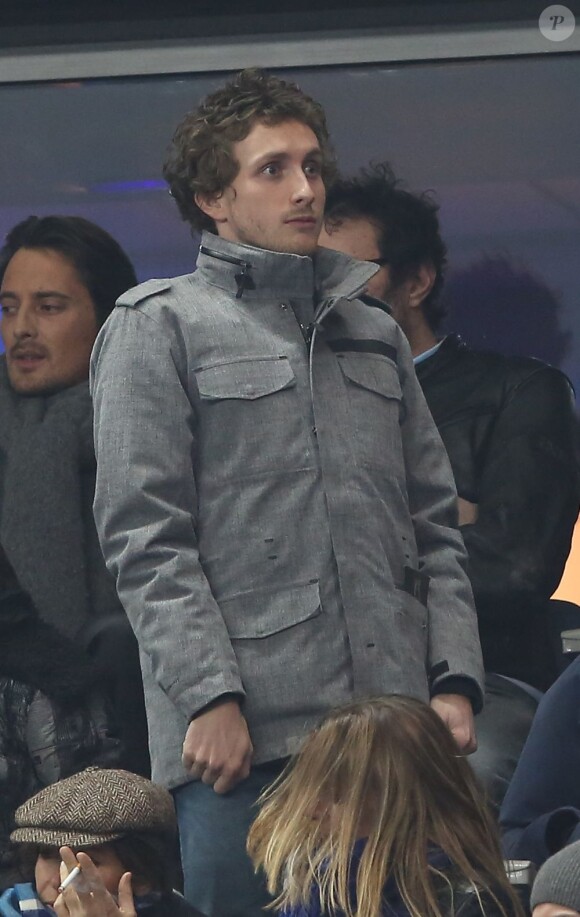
[{"x1": 413, "y1": 338, "x2": 444, "y2": 366}]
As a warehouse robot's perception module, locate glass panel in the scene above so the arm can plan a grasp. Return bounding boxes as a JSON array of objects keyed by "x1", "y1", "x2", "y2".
[{"x1": 1, "y1": 55, "x2": 578, "y2": 595}]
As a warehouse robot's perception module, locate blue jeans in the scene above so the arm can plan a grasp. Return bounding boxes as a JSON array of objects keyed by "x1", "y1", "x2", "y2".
[{"x1": 173, "y1": 760, "x2": 286, "y2": 917}]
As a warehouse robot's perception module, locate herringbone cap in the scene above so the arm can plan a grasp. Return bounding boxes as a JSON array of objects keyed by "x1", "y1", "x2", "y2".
[{"x1": 11, "y1": 767, "x2": 176, "y2": 847}]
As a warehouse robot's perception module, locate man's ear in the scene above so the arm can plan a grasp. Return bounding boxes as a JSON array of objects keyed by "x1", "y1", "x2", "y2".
[
  {"x1": 408, "y1": 262, "x2": 436, "y2": 309},
  {"x1": 195, "y1": 191, "x2": 226, "y2": 225}
]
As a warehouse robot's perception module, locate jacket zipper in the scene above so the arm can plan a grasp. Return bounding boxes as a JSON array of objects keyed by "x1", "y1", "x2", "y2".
[{"x1": 199, "y1": 245, "x2": 255, "y2": 299}]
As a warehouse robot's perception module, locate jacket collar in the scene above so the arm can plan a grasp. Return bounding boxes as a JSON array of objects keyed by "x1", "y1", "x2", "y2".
[
  {"x1": 196, "y1": 231, "x2": 379, "y2": 304},
  {"x1": 414, "y1": 333, "x2": 466, "y2": 382}
]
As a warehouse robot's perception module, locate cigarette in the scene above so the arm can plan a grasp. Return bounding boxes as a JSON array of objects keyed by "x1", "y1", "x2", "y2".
[{"x1": 58, "y1": 864, "x2": 82, "y2": 892}]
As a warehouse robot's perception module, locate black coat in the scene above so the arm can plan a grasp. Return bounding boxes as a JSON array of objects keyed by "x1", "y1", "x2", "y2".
[{"x1": 416, "y1": 335, "x2": 580, "y2": 687}]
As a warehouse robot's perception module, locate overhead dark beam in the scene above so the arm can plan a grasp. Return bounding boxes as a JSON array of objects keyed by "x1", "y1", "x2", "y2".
[{"x1": 0, "y1": 0, "x2": 552, "y2": 49}]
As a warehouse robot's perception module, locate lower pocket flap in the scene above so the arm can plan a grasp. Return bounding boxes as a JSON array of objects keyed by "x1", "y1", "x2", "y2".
[{"x1": 219, "y1": 580, "x2": 321, "y2": 639}]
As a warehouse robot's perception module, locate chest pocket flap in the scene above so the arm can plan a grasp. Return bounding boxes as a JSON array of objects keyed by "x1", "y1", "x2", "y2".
[
  {"x1": 337, "y1": 352, "x2": 402, "y2": 400},
  {"x1": 196, "y1": 356, "x2": 295, "y2": 401}
]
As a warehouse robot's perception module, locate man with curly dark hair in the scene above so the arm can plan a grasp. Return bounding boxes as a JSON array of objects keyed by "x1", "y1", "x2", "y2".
[
  {"x1": 162, "y1": 67, "x2": 337, "y2": 238},
  {"x1": 321, "y1": 162, "x2": 447, "y2": 346},
  {"x1": 91, "y1": 70, "x2": 484, "y2": 916}
]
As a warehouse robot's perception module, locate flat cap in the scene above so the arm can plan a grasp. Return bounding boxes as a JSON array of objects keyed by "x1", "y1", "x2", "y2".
[
  {"x1": 531, "y1": 841, "x2": 580, "y2": 912},
  {"x1": 11, "y1": 767, "x2": 176, "y2": 848}
]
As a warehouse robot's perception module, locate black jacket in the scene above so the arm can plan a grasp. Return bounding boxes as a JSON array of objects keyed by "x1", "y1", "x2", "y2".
[{"x1": 416, "y1": 335, "x2": 580, "y2": 686}]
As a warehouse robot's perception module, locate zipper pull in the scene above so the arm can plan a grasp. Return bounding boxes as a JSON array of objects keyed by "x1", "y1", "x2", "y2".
[
  {"x1": 234, "y1": 264, "x2": 255, "y2": 299},
  {"x1": 306, "y1": 320, "x2": 324, "y2": 344}
]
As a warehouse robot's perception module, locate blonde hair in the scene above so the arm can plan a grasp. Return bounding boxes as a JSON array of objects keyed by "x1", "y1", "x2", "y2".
[{"x1": 248, "y1": 696, "x2": 521, "y2": 917}]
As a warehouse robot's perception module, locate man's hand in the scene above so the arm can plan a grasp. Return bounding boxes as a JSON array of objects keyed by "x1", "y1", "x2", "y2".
[
  {"x1": 430, "y1": 693, "x2": 477, "y2": 754},
  {"x1": 457, "y1": 497, "x2": 478, "y2": 526},
  {"x1": 53, "y1": 848, "x2": 136, "y2": 917},
  {"x1": 182, "y1": 698, "x2": 253, "y2": 794}
]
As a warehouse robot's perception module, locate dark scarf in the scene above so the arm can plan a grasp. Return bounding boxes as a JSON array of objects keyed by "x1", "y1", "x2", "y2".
[
  {"x1": 0, "y1": 358, "x2": 121, "y2": 638},
  {"x1": 0, "y1": 587, "x2": 99, "y2": 702}
]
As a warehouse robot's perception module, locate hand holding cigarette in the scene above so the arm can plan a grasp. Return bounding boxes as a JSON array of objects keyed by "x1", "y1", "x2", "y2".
[
  {"x1": 53, "y1": 847, "x2": 136, "y2": 917},
  {"x1": 58, "y1": 862, "x2": 82, "y2": 892}
]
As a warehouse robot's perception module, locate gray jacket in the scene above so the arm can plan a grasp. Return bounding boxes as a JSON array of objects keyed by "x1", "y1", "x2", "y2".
[{"x1": 91, "y1": 234, "x2": 484, "y2": 789}]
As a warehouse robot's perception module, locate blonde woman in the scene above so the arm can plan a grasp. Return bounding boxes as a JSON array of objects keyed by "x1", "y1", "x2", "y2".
[{"x1": 248, "y1": 696, "x2": 522, "y2": 917}]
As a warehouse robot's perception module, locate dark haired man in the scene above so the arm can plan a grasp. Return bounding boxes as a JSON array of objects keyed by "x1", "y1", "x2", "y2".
[
  {"x1": 0, "y1": 215, "x2": 149, "y2": 778},
  {"x1": 0, "y1": 215, "x2": 137, "y2": 634},
  {"x1": 320, "y1": 163, "x2": 580, "y2": 690},
  {"x1": 91, "y1": 70, "x2": 484, "y2": 917}
]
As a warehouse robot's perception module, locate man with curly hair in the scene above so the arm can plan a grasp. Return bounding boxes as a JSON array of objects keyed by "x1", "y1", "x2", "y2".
[{"x1": 91, "y1": 69, "x2": 484, "y2": 916}]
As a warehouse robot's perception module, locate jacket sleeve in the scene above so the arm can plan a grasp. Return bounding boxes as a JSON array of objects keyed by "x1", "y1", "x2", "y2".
[
  {"x1": 90, "y1": 304, "x2": 244, "y2": 721},
  {"x1": 396, "y1": 327, "x2": 484, "y2": 706},
  {"x1": 459, "y1": 367, "x2": 580, "y2": 618},
  {"x1": 500, "y1": 657, "x2": 580, "y2": 865}
]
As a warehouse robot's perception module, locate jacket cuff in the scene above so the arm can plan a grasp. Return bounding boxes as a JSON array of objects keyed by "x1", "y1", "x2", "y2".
[
  {"x1": 188, "y1": 691, "x2": 245, "y2": 724},
  {"x1": 430, "y1": 676, "x2": 482, "y2": 714}
]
